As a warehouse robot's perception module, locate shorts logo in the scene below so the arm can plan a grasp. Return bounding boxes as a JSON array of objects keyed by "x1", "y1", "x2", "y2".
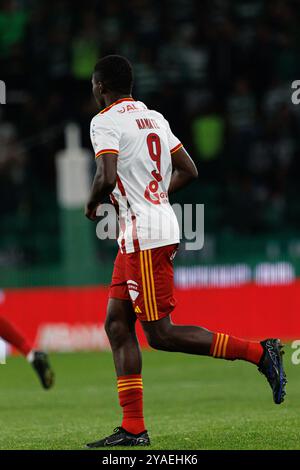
[
  {"x1": 134, "y1": 305, "x2": 142, "y2": 314},
  {"x1": 127, "y1": 280, "x2": 139, "y2": 302}
]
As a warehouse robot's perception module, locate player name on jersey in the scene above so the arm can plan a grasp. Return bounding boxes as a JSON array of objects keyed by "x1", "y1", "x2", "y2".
[{"x1": 136, "y1": 118, "x2": 160, "y2": 130}]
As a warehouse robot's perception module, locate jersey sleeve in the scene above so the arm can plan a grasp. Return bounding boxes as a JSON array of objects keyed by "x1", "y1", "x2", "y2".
[
  {"x1": 164, "y1": 119, "x2": 183, "y2": 155},
  {"x1": 90, "y1": 115, "x2": 120, "y2": 159}
]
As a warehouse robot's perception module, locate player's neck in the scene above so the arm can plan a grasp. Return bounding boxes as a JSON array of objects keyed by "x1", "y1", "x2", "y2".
[{"x1": 104, "y1": 93, "x2": 133, "y2": 107}]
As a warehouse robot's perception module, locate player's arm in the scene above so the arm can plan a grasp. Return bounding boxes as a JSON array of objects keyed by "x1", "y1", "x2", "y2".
[
  {"x1": 168, "y1": 146, "x2": 198, "y2": 194},
  {"x1": 85, "y1": 154, "x2": 117, "y2": 220}
]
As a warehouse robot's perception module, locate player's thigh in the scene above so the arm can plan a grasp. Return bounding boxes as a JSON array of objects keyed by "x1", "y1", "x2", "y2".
[
  {"x1": 109, "y1": 249, "x2": 130, "y2": 303},
  {"x1": 141, "y1": 315, "x2": 173, "y2": 346}
]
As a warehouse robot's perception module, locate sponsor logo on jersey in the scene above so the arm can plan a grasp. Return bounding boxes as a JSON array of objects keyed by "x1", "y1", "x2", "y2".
[
  {"x1": 118, "y1": 103, "x2": 142, "y2": 113},
  {"x1": 144, "y1": 185, "x2": 169, "y2": 205}
]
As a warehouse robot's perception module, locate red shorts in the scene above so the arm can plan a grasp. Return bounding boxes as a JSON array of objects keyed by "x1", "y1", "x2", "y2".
[{"x1": 109, "y1": 244, "x2": 178, "y2": 322}]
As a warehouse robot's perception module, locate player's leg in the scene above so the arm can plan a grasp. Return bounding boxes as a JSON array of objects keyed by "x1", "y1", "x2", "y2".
[
  {"x1": 86, "y1": 298, "x2": 149, "y2": 448},
  {"x1": 142, "y1": 315, "x2": 262, "y2": 363},
  {"x1": 137, "y1": 245, "x2": 286, "y2": 404},
  {"x1": 136, "y1": 243, "x2": 264, "y2": 363},
  {"x1": 105, "y1": 298, "x2": 141, "y2": 376},
  {"x1": 105, "y1": 298, "x2": 147, "y2": 434},
  {"x1": 142, "y1": 317, "x2": 286, "y2": 404},
  {"x1": 0, "y1": 315, "x2": 54, "y2": 389},
  {"x1": 0, "y1": 315, "x2": 32, "y2": 357},
  {"x1": 87, "y1": 250, "x2": 149, "y2": 447}
]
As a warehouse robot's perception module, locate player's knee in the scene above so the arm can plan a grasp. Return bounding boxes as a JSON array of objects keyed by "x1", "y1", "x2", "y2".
[{"x1": 105, "y1": 315, "x2": 127, "y2": 346}]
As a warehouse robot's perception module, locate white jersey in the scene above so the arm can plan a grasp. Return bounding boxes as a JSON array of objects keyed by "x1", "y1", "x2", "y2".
[{"x1": 90, "y1": 97, "x2": 182, "y2": 253}]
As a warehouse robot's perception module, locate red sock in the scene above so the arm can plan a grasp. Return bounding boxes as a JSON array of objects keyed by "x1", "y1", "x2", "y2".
[
  {"x1": 117, "y1": 374, "x2": 145, "y2": 435},
  {"x1": 210, "y1": 332, "x2": 263, "y2": 365},
  {"x1": 0, "y1": 316, "x2": 32, "y2": 356}
]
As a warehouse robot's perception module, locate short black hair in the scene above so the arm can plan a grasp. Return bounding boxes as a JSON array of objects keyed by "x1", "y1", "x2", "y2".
[{"x1": 94, "y1": 55, "x2": 133, "y2": 94}]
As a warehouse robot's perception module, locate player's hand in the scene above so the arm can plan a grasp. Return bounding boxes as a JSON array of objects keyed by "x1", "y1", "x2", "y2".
[{"x1": 85, "y1": 204, "x2": 98, "y2": 221}]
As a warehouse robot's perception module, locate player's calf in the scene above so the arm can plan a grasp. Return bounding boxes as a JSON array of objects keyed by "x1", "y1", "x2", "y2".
[{"x1": 209, "y1": 332, "x2": 263, "y2": 364}]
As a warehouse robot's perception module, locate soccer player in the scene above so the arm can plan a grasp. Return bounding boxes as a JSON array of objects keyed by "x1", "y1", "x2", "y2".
[
  {"x1": 85, "y1": 55, "x2": 287, "y2": 447},
  {"x1": 0, "y1": 314, "x2": 54, "y2": 389}
]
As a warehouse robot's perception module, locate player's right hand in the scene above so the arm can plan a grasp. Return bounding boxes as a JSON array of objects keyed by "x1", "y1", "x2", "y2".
[{"x1": 85, "y1": 204, "x2": 98, "y2": 221}]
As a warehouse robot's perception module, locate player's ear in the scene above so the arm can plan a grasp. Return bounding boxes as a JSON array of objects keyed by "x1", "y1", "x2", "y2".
[{"x1": 98, "y1": 82, "x2": 105, "y2": 95}]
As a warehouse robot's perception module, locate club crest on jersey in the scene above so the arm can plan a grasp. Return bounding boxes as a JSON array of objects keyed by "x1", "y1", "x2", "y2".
[{"x1": 127, "y1": 280, "x2": 139, "y2": 301}]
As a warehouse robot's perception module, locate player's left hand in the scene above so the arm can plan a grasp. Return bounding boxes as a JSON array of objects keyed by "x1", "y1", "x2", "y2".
[{"x1": 85, "y1": 204, "x2": 98, "y2": 221}]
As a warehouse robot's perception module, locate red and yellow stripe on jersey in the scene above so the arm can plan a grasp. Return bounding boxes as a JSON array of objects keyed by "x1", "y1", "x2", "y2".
[
  {"x1": 95, "y1": 148, "x2": 119, "y2": 159},
  {"x1": 212, "y1": 333, "x2": 230, "y2": 358},
  {"x1": 170, "y1": 143, "x2": 183, "y2": 154},
  {"x1": 140, "y1": 249, "x2": 159, "y2": 322},
  {"x1": 117, "y1": 375, "x2": 143, "y2": 393}
]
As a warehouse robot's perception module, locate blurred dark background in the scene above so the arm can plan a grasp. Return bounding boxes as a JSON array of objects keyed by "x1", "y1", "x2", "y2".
[{"x1": 1, "y1": 0, "x2": 300, "y2": 284}]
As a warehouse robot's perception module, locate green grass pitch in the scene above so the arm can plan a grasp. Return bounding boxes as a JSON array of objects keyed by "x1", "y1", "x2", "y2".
[{"x1": 0, "y1": 347, "x2": 299, "y2": 450}]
